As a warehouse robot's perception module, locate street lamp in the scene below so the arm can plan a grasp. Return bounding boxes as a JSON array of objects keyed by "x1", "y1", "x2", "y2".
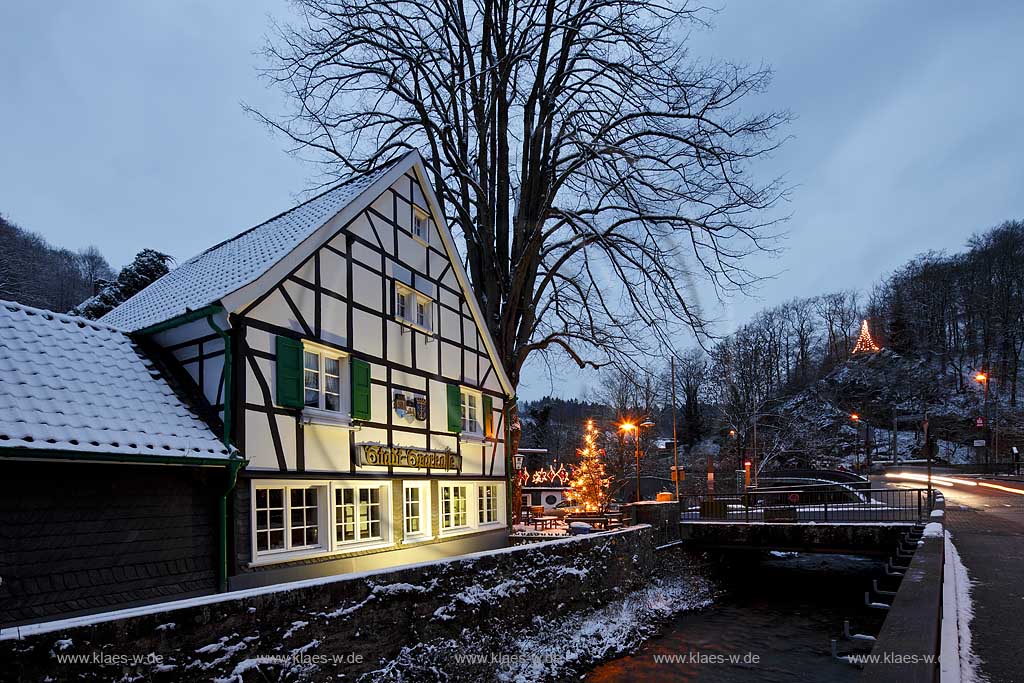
[
  {"x1": 850, "y1": 413, "x2": 863, "y2": 470},
  {"x1": 620, "y1": 420, "x2": 655, "y2": 503},
  {"x1": 513, "y1": 453, "x2": 525, "y2": 471},
  {"x1": 976, "y1": 371, "x2": 991, "y2": 464}
]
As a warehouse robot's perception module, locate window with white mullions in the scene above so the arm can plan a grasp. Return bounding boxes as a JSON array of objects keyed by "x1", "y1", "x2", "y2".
[
  {"x1": 461, "y1": 391, "x2": 481, "y2": 434},
  {"x1": 255, "y1": 487, "x2": 286, "y2": 552},
  {"x1": 404, "y1": 486, "x2": 421, "y2": 535},
  {"x1": 290, "y1": 488, "x2": 320, "y2": 548},
  {"x1": 478, "y1": 484, "x2": 499, "y2": 524},
  {"x1": 302, "y1": 347, "x2": 346, "y2": 413},
  {"x1": 412, "y1": 208, "x2": 430, "y2": 242},
  {"x1": 359, "y1": 487, "x2": 382, "y2": 539},
  {"x1": 441, "y1": 485, "x2": 468, "y2": 529},
  {"x1": 303, "y1": 351, "x2": 319, "y2": 408},
  {"x1": 335, "y1": 485, "x2": 385, "y2": 544},
  {"x1": 396, "y1": 290, "x2": 408, "y2": 321},
  {"x1": 336, "y1": 488, "x2": 356, "y2": 543},
  {"x1": 255, "y1": 485, "x2": 322, "y2": 555},
  {"x1": 395, "y1": 279, "x2": 433, "y2": 332},
  {"x1": 324, "y1": 356, "x2": 341, "y2": 411}
]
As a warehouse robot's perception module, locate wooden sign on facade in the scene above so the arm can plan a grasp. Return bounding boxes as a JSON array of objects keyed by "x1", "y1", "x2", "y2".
[{"x1": 356, "y1": 443, "x2": 462, "y2": 471}]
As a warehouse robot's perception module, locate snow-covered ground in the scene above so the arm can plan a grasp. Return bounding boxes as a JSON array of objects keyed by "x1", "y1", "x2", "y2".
[{"x1": 941, "y1": 531, "x2": 983, "y2": 683}]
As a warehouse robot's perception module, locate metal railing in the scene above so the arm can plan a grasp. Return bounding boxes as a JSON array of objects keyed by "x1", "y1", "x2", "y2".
[{"x1": 680, "y1": 488, "x2": 930, "y2": 523}]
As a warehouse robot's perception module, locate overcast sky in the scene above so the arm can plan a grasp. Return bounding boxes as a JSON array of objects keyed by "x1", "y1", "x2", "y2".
[{"x1": 2, "y1": 1, "x2": 1022, "y2": 401}]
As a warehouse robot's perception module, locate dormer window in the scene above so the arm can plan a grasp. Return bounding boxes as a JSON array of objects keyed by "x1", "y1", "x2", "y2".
[{"x1": 412, "y1": 208, "x2": 430, "y2": 243}]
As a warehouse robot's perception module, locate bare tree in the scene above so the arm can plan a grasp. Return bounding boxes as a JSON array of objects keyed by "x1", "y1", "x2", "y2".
[{"x1": 251, "y1": 0, "x2": 790, "y2": 399}]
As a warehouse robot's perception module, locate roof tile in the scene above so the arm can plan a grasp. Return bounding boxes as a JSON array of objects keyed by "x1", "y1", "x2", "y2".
[{"x1": 0, "y1": 301, "x2": 232, "y2": 460}]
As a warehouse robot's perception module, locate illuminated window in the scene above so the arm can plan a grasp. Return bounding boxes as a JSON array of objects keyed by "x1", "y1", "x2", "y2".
[
  {"x1": 478, "y1": 484, "x2": 499, "y2": 524},
  {"x1": 441, "y1": 485, "x2": 468, "y2": 529},
  {"x1": 461, "y1": 391, "x2": 481, "y2": 434},
  {"x1": 335, "y1": 484, "x2": 386, "y2": 544},
  {"x1": 303, "y1": 347, "x2": 346, "y2": 412},
  {"x1": 254, "y1": 485, "x2": 323, "y2": 555},
  {"x1": 403, "y1": 482, "x2": 431, "y2": 539}
]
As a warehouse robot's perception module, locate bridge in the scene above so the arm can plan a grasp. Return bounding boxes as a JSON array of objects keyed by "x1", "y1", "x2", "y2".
[{"x1": 675, "y1": 486, "x2": 931, "y2": 556}]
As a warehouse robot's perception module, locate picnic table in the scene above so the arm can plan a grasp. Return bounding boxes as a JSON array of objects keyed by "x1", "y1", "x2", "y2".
[{"x1": 532, "y1": 516, "x2": 558, "y2": 531}]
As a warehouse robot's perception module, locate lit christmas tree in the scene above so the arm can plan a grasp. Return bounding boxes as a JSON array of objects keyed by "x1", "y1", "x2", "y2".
[
  {"x1": 852, "y1": 319, "x2": 881, "y2": 354},
  {"x1": 566, "y1": 419, "x2": 611, "y2": 512}
]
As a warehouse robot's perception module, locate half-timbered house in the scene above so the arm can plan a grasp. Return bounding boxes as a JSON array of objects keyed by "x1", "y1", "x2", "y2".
[{"x1": 101, "y1": 151, "x2": 514, "y2": 588}]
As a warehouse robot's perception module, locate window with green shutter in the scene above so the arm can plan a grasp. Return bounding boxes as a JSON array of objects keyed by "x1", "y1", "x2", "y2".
[
  {"x1": 483, "y1": 395, "x2": 493, "y2": 437},
  {"x1": 446, "y1": 383, "x2": 462, "y2": 433},
  {"x1": 275, "y1": 336, "x2": 304, "y2": 408},
  {"x1": 351, "y1": 358, "x2": 372, "y2": 421}
]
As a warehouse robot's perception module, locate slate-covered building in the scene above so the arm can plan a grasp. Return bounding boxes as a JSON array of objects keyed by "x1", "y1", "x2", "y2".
[
  {"x1": 100, "y1": 150, "x2": 514, "y2": 589},
  {"x1": 0, "y1": 302, "x2": 242, "y2": 626}
]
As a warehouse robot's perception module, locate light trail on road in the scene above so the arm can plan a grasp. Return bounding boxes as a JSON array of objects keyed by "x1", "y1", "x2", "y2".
[{"x1": 884, "y1": 472, "x2": 1024, "y2": 495}]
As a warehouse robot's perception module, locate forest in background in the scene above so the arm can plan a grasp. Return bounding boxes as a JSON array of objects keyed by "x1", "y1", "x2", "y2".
[
  {"x1": 0, "y1": 214, "x2": 172, "y2": 320},
  {"x1": 522, "y1": 220, "x2": 1024, "y2": 475},
  {"x1": 0, "y1": 214, "x2": 115, "y2": 313}
]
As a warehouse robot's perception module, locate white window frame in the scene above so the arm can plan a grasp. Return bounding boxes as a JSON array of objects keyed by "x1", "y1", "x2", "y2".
[
  {"x1": 439, "y1": 483, "x2": 470, "y2": 532},
  {"x1": 460, "y1": 388, "x2": 483, "y2": 436},
  {"x1": 252, "y1": 483, "x2": 327, "y2": 559},
  {"x1": 402, "y1": 481, "x2": 432, "y2": 542},
  {"x1": 250, "y1": 479, "x2": 392, "y2": 566},
  {"x1": 412, "y1": 207, "x2": 430, "y2": 244},
  {"x1": 395, "y1": 283, "x2": 433, "y2": 333},
  {"x1": 333, "y1": 482, "x2": 390, "y2": 547},
  {"x1": 478, "y1": 484, "x2": 500, "y2": 525},
  {"x1": 438, "y1": 481, "x2": 506, "y2": 537},
  {"x1": 301, "y1": 342, "x2": 352, "y2": 427}
]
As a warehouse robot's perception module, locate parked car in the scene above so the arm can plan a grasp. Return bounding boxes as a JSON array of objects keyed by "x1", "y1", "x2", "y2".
[{"x1": 551, "y1": 500, "x2": 584, "y2": 519}]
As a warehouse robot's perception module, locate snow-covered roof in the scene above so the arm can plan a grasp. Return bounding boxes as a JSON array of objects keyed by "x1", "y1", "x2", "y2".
[
  {"x1": 100, "y1": 163, "x2": 397, "y2": 332},
  {"x1": 0, "y1": 300, "x2": 232, "y2": 461}
]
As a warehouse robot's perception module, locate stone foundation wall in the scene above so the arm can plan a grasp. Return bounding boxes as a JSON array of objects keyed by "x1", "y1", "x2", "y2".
[{"x1": 1, "y1": 526, "x2": 653, "y2": 682}]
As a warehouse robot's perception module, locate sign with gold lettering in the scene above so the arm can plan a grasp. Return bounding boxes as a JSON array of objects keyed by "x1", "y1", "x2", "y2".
[{"x1": 356, "y1": 443, "x2": 462, "y2": 471}]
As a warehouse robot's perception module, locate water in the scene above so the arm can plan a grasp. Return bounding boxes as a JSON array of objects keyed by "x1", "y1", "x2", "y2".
[{"x1": 587, "y1": 553, "x2": 887, "y2": 682}]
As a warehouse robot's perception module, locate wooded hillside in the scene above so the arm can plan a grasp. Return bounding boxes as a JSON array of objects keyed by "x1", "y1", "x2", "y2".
[{"x1": 0, "y1": 214, "x2": 114, "y2": 313}]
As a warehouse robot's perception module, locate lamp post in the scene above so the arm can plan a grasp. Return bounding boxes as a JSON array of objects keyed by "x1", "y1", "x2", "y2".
[
  {"x1": 975, "y1": 372, "x2": 990, "y2": 465},
  {"x1": 620, "y1": 420, "x2": 655, "y2": 503},
  {"x1": 850, "y1": 413, "x2": 861, "y2": 470}
]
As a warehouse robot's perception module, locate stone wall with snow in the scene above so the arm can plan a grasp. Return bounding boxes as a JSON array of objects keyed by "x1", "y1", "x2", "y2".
[{"x1": 1, "y1": 526, "x2": 657, "y2": 682}]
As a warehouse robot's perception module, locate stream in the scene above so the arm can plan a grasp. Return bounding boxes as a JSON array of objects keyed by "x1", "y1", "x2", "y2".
[{"x1": 586, "y1": 552, "x2": 888, "y2": 682}]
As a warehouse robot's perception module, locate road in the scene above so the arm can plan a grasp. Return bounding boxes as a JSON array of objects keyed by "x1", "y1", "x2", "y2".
[{"x1": 883, "y1": 471, "x2": 1024, "y2": 683}]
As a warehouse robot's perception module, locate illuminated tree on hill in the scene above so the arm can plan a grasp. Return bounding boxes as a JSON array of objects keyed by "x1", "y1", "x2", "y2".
[
  {"x1": 852, "y1": 319, "x2": 881, "y2": 354},
  {"x1": 566, "y1": 420, "x2": 611, "y2": 513}
]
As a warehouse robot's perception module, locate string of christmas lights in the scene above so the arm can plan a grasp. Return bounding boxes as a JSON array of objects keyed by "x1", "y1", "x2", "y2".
[
  {"x1": 565, "y1": 419, "x2": 611, "y2": 512},
  {"x1": 852, "y1": 319, "x2": 881, "y2": 354}
]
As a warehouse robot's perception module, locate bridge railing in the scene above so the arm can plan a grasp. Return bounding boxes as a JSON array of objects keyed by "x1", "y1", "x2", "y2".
[{"x1": 680, "y1": 488, "x2": 929, "y2": 523}]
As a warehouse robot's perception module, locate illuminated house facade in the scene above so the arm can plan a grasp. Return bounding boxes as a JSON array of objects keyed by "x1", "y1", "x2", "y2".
[{"x1": 101, "y1": 151, "x2": 513, "y2": 589}]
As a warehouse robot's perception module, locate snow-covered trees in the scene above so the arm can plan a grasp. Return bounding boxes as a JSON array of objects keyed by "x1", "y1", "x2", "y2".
[{"x1": 72, "y1": 249, "x2": 172, "y2": 320}]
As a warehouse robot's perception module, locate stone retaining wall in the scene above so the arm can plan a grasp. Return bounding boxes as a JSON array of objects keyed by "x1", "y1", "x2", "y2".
[
  {"x1": 0, "y1": 525, "x2": 653, "y2": 682},
  {"x1": 860, "y1": 494, "x2": 945, "y2": 683}
]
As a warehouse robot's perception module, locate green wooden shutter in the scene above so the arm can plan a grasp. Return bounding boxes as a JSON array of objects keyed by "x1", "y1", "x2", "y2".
[
  {"x1": 351, "y1": 358, "x2": 372, "y2": 421},
  {"x1": 483, "y1": 395, "x2": 493, "y2": 437},
  {"x1": 447, "y1": 383, "x2": 462, "y2": 433},
  {"x1": 275, "y1": 336, "x2": 304, "y2": 408}
]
